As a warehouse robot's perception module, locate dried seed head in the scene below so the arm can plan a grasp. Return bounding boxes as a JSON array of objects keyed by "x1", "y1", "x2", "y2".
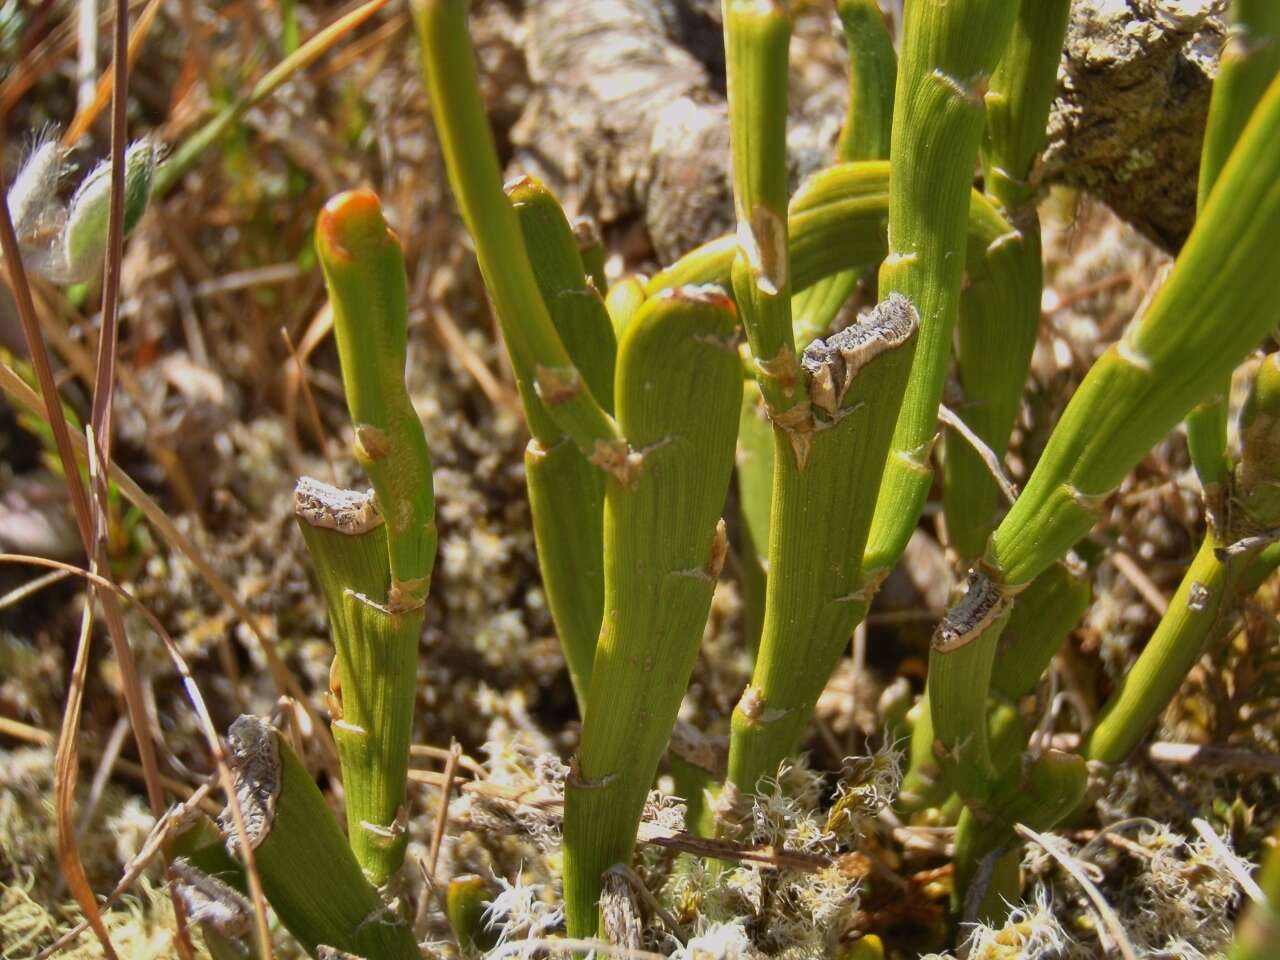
[
  {"x1": 219, "y1": 715, "x2": 281, "y2": 854},
  {"x1": 294, "y1": 477, "x2": 383, "y2": 535},
  {"x1": 8, "y1": 133, "x2": 66, "y2": 242},
  {"x1": 801, "y1": 293, "x2": 918, "y2": 415},
  {"x1": 61, "y1": 138, "x2": 157, "y2": 283},
  {"x1": 932, "y1": 571, "x2": 1012, "y2": 652}
]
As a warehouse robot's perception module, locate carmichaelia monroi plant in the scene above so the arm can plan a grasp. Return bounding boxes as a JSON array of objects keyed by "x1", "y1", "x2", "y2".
[
  {"x1": 928, "y1": 68, "x2": 1280, "y2": 909},
  {"x1": 31, "y1": 0, "x2": 1280, "y2": 954},
  {"x1": 303, "y1": 188, "x2": 438, "y2": 886}
]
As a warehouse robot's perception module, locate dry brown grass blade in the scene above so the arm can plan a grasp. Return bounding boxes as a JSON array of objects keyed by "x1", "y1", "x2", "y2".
[
  {"x1": 52, "y1": 602, "x2": 119, "y2": 959},
  {"x1": 938, "y1": 403, "x2": 1020, "y2": 505},
  {"x1": 0, "y1": 0, "x2": 150, "y2": 120},
  {"x1": 429, "y1": 302, "x2": 522, "y2": 416},
  {"x1": 1, "y1": 86, "x2": 119, "y2": 960},
  {"x1": 281, "y1": 323, "x2": 336, "y2": 481},
  {"x1": 427, "y1": 739, "x2": 463, "y2": 879},
  {"x1": 0, "y1": 716, "x2": 219, "y2": 812},
  {"x1": 84, "y1": 7, "x2": 196, "y2": 952},
  {"x1": 62, "y1": 0, "x2": 163, "y2": 148},
  {"x1": 38, "y1": 782, "x2": 216, "y2": 960},
  {"x1": 0, "y1": 553, "x2": 275, "y2": 960},
  {"x1": 153, "y1": 0, "x2": 394, "y2": 197},
  {"x1": 313, "y1": 10, "x2": 407, "y2": 82},
  {"x1": 0, "y1": 359, "x2": 340, "y2": 767},
  {"x1": 0, "y1": 567, "x2": 72, "y2": 609},
  {"x1": 29, "y1": 280, "x2": 203, "y2": 514}
]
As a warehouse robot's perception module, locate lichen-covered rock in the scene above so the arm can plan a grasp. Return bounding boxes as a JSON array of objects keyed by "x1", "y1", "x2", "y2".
[{"x1": 1042, "y1": 0, "x2": 1225, "y2": 252}]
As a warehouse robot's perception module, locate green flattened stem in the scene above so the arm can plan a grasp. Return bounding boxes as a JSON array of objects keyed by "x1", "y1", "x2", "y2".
[
  {"x1": 988, "y1": 558, "x2": 1092, "y2": 702},
  {"x1": 1081, "y1": 353, "x2": 1280, "y2": 776},
  {"x1": 1080, "y1": 536, "x2": 1231, "y2": 770},
  {"x1": 562, "y1": 286, "x2": 742, "y2": 936},
  {"x1": 861, "y1": 0, "x2": 1018, "y2": 583},
  {"x1": 573, "y1": 215, "x2": 609, "y2": 297},
  {"x1": 447, "y1": 874, "x2": 497, "y2": 955},
  {"x1": 723, "y1": 0, "x2": 808, "y2": 433},
  {"x1": 736, "y1": 378, "x2": 774, "y2": 656},
  {"x1": 219, "y1": 716, "x2": 419, "y2": 959},
  {"x1": 508, "y1": 177, "x2": 616, "y2": 415},
  {"x1": 313, "y1": 190, "x2": 435, "y2": 885},
  {"x1": 933, "y1": 76, "x2": 1280, "y2": 824},
  {"x1": 944, "y1": 0, "x2": 1071, "y2": 563},
  {"x1": 951, "y1": 748, "x2": 1087, "y2": 919},
  {"x1": 316, "y1": 190, "x2": 436, "y2": 610},
  {"x1": 411, "y1": 0, "x2": 625, "y2": 475},
  {"x1": 726, "y1": 296, "x2": 918, "y2": 799},
  {"x1": 294, "y1": 481, "x2": 419, "y2": 884},
  {"x1": 899, "y1": 560, "x2": 1089, "y2": 813},
  {"x1": 649, "y1": 162, "x2": 1018, "y2": 305},
  {"x1": 833, "y1": 0, "x2": 896, "y2": 164},
  {"x1": 525, "y1": 437, "x2": 605, "y2": 708},
  {"x1": 605, "y1": 277, "x2": 647, "y2": 341},
  {"x1": 1186, "y1": 0, "x2": 1280, "y2": 490},
  {"x1": 989, "y1": 73, "x2": 1280, "y2": 590},
  {"x1": 791, "y1": 0, "x2": 895, "y2": 344},
  {"x1": 1230, "y1": 828, "x2": 1280, "y2": 960},
  {"x1": 947, "y1": 561, "x2": 1091, "y2": 913},
  {"x1": 508, "y1": 176, "x2": 617, "y2": 709}
]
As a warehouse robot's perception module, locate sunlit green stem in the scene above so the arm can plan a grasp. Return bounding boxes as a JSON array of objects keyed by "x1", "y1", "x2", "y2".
[
  {"x1": 605, "y1": 276, "x2": 647, "y2": 341},
  {"x1": 861, "y1": 0, "x2": 1018, "y2": 581},
  {"x1": 563, "y1": 287, "x2": 742, "y2": 936},
  {"x1": 930, "y1": 73, "x2": 1280, "y2": 826},
  {"x1": 219, "y1": 716, "x2": 418, "y2": 959},
  {"x1": 1082, "y1": 353, "x2": 1280, "y2": 773},
  {"x1": 735, "y1": 378, "x2": 774, "y2": 656},
  {"x1": 899, "y1": 560, "x2": 1089, "y2": 813},
  {"x1": 1186, "y1": 0, "x2": 1280, "y2": 490},
  {"x1": 316, "y1": 190, "x2": 436, "y2": 609},
  {"x1": 312, "y1": 190, "x2": 435, "y2": 885},
  {"x1": 727, "y1": 296, "x2": 918, "y2": 798},
  {"x1": 574, "y1": 215, "x2": 609, "y2": 297},
  {"x1": 945, "y1": 0, "x2": 1070, "y2": 562},
  {"x1": 723, "y1": 0, "x2": 807, "y2": 429},
  {"x1": 509, "y1": 176, "x2": 616, "y2": 710},
  {"x1": 294, "y1": 482, "x2": 417, "y2": 886},
  {"x1": 411, "y1": 0, "x2": 625, "y2": 473},
  {"x1": 791, "y1": 0, "x2": 895, "y2": 344}
]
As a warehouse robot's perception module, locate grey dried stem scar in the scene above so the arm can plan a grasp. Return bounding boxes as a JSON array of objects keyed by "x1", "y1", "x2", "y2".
[{"x1": 219, "y1": 716, "x2": 419, "y2": 959}]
